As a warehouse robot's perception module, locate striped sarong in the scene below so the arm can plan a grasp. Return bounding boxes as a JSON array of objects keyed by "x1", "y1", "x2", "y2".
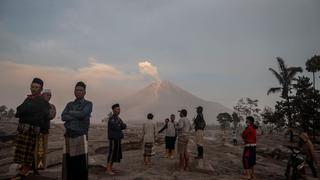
[
  {"x1": 143, "y1": 143, "x2": 153, "y2": 157},
  {"x1": 14, "y1": 131, "x2": 37, "y2": 165},
  {"x1": 177, "y1": 135, "x2": 189, "y2": 154},
  {"x1": 62, "y1": 135, "x2": 88, "y2": 180}
]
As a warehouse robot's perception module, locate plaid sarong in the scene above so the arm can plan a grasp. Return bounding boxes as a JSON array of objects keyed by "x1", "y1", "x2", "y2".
[
  {"x1": 143, "y1": 143, "x2": 153, "y2": 157},
  {"x1": 14, "y1": 131, "x2": 37, "y2": 165}
]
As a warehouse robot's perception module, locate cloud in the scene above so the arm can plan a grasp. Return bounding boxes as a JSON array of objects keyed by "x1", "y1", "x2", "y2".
[
  {"x1": 138, "y1": 61, "x2": 161, "y2": 82},
  {"x1": 0, "y1": 59, "x2": 146, "y2": 121}
]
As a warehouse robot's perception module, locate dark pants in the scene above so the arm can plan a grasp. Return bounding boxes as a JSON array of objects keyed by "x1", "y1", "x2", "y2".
[
  {"x1": 165, "y1": 136, "x2": 176, "y2": 153},
  {"x1": 307, "y1": 160, "x2": 318, "y2": 177},
  {"x1": 233, "y1": 139, "x2": 238, "y2": 145}
]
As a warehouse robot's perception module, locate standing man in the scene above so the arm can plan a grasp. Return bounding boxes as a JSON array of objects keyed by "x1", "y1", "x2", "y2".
[
  {"x1": 12, "y1": 78, "x2": 49, "y2": 179},
  {"x1": 142, "y1": 113, "x2": 157, "y2": 166},
  {"x1": 241, "y1": 116, "x2": 257, "y2": 179},
  {"x1": 34, "y1": 89, "x2": 56, "y2": 173},
  {"x1": 106, "y1": 104, "x2": 127, "y2": 175},
  {"x1": 176, "y1": 109, "x2": 192, "y2": 171},
  {"x1": 61, "y1": 81, "x2": 92, "y2": 180},
  {"x1": 194, "y1": 106, "x2": 206, "y2": 159}
]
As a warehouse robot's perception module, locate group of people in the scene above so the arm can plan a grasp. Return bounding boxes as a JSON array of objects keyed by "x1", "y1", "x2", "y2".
[
  {"x1": 10, "y1": 77, "x2": 317, "y2": 180},
  {"x1": 12, "y1": 78, "x2": 56, "y2": 179},
  {"x1": 12, "y1": 78, "x2": 93, "y2": 180}
]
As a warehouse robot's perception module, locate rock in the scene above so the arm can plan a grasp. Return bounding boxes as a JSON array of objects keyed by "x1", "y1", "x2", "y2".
[
  {"x1": 0, "y1": 130, "x2": 17, "y2": 143},
  {"x1": 192, "y1": 159, "x2": 214, "y2": 174},
  {"x1": 46, "y1": 149, "x2": 63, "y2": 168}
]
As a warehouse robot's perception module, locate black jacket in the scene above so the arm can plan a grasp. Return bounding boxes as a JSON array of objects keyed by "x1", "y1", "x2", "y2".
[
  {"x1": 108, "y1": 115, "x2": 127, "y2": 140},
  {"x1": 15, "y1": 95, "x2": 49, "y2": 130},
  {"x1": 194, "y1": 113, "x2": 206, "y2": 130}
]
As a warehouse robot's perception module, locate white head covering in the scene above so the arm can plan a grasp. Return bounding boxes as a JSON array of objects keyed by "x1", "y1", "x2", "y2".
[{"x1": 43, "y1": 89, "x2": 52, "y2": 94}]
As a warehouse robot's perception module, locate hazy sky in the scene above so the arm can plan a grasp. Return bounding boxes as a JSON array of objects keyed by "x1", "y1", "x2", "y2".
[{"x1": 0, "y1": 0, "x2": 319, "y2": 117}]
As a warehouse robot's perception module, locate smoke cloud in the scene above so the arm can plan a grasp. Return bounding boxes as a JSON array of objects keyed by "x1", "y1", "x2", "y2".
[{"x1": 138, "y1": 61, "x2": 161, "y2": 82}]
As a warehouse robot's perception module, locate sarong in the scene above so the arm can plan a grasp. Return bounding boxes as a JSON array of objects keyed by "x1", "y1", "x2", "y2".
[
  {"x1": 177, "y1": 135, "x2": 189, "y2": 154},
  {"x1": 195, "y1": 130, "x2": 204, "y2": 146},
  {"x1": 62, "y1": 135, "x2": 88, "y2": 180},
  {"x1": 14, "y1": 130, "x2": 37, "y2": 165},
  {"x1": 242, "y1": 146, "x2": 256, "y2": 169},
  {"x1": 107, "y1": 139, "x2": 122, "y2": 163},
  {"x1": 34, "y1": 133, "x2": 49, "y2": 169},
  {"x1": 143, "y1": 142, "x2": 153, "y2": 157}
]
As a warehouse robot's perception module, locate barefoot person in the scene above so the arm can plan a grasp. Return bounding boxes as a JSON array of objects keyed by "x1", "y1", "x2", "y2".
[
  {"x1": 194, "y1": 106, "x2": 206, "y2": 159},
  {"x1": 106, "y1": 104, "x2": 127, "y2": 175},
  {"x1": 176, "y1": 109, "x2": 192, "y2": 171},
  {"x1": 33, "y1": 89, "x2": 56, "y2": 174},
  {"x1": 241, "y1": 116, "x2": 257, "y2": 179},
  {"x1": 61, "y1": 81, "x2": 93, "y2": 180},
  {"x1": 12, "y1": 78, "x2": 49, "y2": 179},
  {"x1": 142, "y1": 113, "x2": 157, "y2": 166}
]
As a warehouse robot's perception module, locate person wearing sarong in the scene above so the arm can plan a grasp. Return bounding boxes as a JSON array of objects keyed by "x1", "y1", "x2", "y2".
[
  {"x1": 33, "y1": 89, "x2": 56, "y2": 173},
  {"x1": 142, "y1": 113, "x2": 157, "y2": 166},
  {"x1": 61, "y1": 81, "x2": 92, "y2": 180},
  {"x1": 176, "y1": 109, "x2": 192, "y2": 171},
  {"x1": 241, "y1": 116, "x2": 257, "y2": 179},
  {"x1": 106, "y1": 104, "x2": 127, "y2": 175},
  {"x1": 12, "y1": 78, "x2": 49, "y2": 179},
  {"x1": 193, "y1": 106, "x2": 206, "y2": 159}
]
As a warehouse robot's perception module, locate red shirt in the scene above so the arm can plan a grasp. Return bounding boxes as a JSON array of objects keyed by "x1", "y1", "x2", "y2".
[{"x1": 242, "y1": 125, "x2": 256, "y2": 144}]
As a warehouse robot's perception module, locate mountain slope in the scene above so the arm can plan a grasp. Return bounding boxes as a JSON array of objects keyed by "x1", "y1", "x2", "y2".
[{"x1": 119, "y1": 81, "x2": 231, "y2": 124}]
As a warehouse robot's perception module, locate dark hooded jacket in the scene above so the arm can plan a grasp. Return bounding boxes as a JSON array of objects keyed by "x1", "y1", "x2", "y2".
[{"x1": 15, "y1": 94, "x2": 50, "y2": 130}]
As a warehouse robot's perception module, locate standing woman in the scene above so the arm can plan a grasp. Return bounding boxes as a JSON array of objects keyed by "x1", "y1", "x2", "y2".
[
  {"x1": 241, "y1": 116, "x2": 257, "y2": 179},
  {"x1": 12, "y1": 78, "x2": 49, "y2": 179}
]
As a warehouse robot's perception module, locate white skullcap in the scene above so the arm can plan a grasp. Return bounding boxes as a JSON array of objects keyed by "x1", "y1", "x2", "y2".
[{"x1": 43, "y1": 89, "x2": 52, "y2": 94}]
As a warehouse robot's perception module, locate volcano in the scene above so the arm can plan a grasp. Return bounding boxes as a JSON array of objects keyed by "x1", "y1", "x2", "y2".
[{"x1": 117, "y1": 81, "x2": 231, "y2": 124}]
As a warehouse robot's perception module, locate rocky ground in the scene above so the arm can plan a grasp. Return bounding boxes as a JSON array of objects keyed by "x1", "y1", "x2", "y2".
[{"x1": 0, "y1": 121, "x2": 319, "y2": 180}]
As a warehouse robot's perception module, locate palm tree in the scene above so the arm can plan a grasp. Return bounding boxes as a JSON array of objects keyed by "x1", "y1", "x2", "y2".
[
  {"x1": 267, "y1": 57, "x2": 303, "y2": 98},
  {"x1": 305, "y1": 54, "x2": 320, "y2": 140},
  {"x1": 306, "y1": 55, "x2": 320, "y2": 92},
  {"x1": 267, "y1": 57, "x2": 302, "y2": 142}
]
